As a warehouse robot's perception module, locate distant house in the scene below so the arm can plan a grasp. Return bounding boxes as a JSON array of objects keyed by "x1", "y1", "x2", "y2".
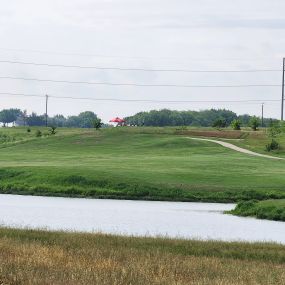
[{"x1": 109, "y1": 117, "x2": 126, "y2": 126}]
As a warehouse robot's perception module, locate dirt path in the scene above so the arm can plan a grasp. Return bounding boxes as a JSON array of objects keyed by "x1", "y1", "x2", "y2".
[{"x1": 188, "y1": 137, "x2": 284, "y2": 160}]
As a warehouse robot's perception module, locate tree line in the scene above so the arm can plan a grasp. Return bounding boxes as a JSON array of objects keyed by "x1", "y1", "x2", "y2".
[
  {"x1": 0, "y1": 108, "x2": 277, "y2": 129},
  {"x1": 0, "y1": 109, "x2": 101, "y2": 128},
  {"x1": 125, "y1": 109, "x2": 274, "y2": 128}
]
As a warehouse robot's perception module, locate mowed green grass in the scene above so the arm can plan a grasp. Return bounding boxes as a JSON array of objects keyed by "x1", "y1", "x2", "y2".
[
  {"x1": 0, "y1": 228, "x2": 284, "y2": 285},
  {"x1": 0, "y1": 127, "x2": 285, "y2": 202}
]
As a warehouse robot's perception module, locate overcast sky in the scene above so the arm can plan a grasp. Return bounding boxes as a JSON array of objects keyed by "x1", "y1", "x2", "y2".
[{"x1": 0, "y1": 0, "x2": 284, "y2": 121}]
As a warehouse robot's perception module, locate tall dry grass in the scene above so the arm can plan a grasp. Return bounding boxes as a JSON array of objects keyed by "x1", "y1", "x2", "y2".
[{"x1": 0, "y1": 228, "x2": 284, "y2": 285}]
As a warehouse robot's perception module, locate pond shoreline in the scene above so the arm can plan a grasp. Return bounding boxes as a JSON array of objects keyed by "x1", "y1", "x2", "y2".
[
  {"x1": 0, "y1": 194, "x2": 284, "y2": 244},
  {"x1": 1, "y1": 190, "x2": 284, "y2": 223}
]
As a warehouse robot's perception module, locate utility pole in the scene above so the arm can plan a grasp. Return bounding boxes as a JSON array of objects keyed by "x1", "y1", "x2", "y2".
[
  {"x1": 45, "y1": 94, "x2": 48, "y2": 127},
  {"x1": 261, "y1": 103, "x2": 264, "y2": 127},
  {"x1": 281, "y1": 58, "x2": 285, "y2": 121}
]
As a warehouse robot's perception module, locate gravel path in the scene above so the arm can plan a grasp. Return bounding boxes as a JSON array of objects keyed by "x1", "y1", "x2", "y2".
[{"x1": 188, "y1": 137, "x2": 284, "y2": 160}]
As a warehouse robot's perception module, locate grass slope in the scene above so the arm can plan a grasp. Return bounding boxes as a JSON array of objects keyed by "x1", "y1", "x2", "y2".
[
  {"x1": 178, "y1": 127, "x2": 285, "y2": 157},
  {"x1": 0, "y1": 228, "x2": 284, "y2": 284},
  {"x1": 0, "y1": 127, "x2": 285, "y2": 202}
]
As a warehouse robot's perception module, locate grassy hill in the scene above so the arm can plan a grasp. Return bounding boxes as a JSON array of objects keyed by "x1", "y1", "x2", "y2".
[{"x1": 0, "y1": 126, "x2": 284, "y2": 203}]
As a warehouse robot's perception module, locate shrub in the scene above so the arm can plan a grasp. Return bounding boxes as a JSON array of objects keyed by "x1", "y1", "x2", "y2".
[
  {"x1": 266, "y1": 121, "x2": 282, "y2": 151},
  {"x1": 49, "y1": 126, "x2": 57, "y2": 135},
  {"x1": 93, "y1": 118, "x2": 103, "y2": 130},
  {"x1": 35, "y1": 130, "x2": 42, "y2": 137},
  {"x1": 212, "y1": 119, "x2": 226, "y2": 129},
  {"x1": 232, "y1": 200, "x2": 258, "y2": 215},
  {"x1": 0, "y1": 133, "x2": 15, "y2": 143},
  {"x1": 265, "y1": 139, "x2": 279, "y2": 152},
  {"x1": 249, "y1": 116, "x2": 260, "y2": 131},
  {"x1": 27, "y1": 128, "x2": 31, "y2": 133},
  {"x1": 231, "y1": 119, "x2": 241, "y2": 130},
  {"x1": 267, "y1": 121, "x2": 282, "y2": 138},
  {"x1": 176, "y1": 126, "x2": 187, "y2": 131}
]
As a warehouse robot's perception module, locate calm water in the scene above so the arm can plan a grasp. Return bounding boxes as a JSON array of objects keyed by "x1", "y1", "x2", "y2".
[{"x1": 0, "y1": 194, "x2": 284, "y2": 244}]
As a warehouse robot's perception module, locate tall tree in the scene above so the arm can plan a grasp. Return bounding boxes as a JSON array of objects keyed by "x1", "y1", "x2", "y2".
[
  {"x1": 125, "y1": 109, "x2": 237, "y2": 127},
  {"x1": 26, "y1": 113, "x2": 46, "y2": 126},
  {"x1": 0, "y1": 109, "x2": 21, "y2": 127}
]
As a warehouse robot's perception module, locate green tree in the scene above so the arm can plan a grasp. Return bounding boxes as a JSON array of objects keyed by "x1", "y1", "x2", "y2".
[
  {"x1": 49, "y1": 126, "x2": 57, "y2": 135},
  {"x1": 266, "y1": 121, "x2": 282, "y2": 151},
  {"x1": 125, "y1": 109, "x2": 237, "y2": 127},
  {"x1": 267, "y1": 121, "x2": 282, "y2": 139},
  {"x1": 77, "y1": 111, "x2": 97, "y2": 128},
  {"x1": 249, "y1": 116, "x2": 260, "y2": 131},
  {"x1": 66, "y1": 111, "x2": 98, "y2": 128},
  {"x1": 48, "y1": 115, "x2": 66, "y2": 127},
  {"x1": 237, "y1": 114, "x2": 251, "y2": 126},
  {"x1": 93, "y1": 118, "x2": 103, "y2": 130},
  {"x1": 231, "y1": 119, "x2": 241, "y2": 130},
  {"x1": 26, "y1": 113, "x2": 46, "y2": 126},
  {"x1": 0, "y1": 109, "x2": 21, "y2": 127},
  {"x1": 212, "y1": 119, "x2": 226, "y2": 129}
]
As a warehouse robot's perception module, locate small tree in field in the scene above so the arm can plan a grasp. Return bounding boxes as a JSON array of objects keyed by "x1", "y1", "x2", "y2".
[
  {"x1": 249, "y1": 116, "x2": 260, "y2": 131},
  {"x1": 35, "y1": 130, "x2": 42, "y2": 137},
  {"x1": 93, "y1": 118, "x2": 103, "y2": 130},
  {"x1": 266, "y1": 121, "x2": 282, "y2": 151},
  {"x1": 268, "y1": 121, "x2": 282, "y2": 138},
  {"x1": 231, "y1": 119, "x2": 241, "y2": 130},
  {"x1": 49, "y1": 126, "x2": 57, "y2": 135}
]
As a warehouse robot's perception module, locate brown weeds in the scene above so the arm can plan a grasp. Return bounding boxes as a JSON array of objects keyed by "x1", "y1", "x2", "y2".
[{"x1": 0, "y1": 229, "x2": 284, "y2": 285}]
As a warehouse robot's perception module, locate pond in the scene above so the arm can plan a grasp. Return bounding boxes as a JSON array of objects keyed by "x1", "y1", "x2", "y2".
[{"x1": 0, "y1": 194, "x2": 284, "y2": 244}]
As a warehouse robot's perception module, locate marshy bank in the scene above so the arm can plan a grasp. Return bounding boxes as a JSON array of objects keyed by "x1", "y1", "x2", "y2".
[{"x1": 228, "y1": 199, "x2": 285, "y2": 221}]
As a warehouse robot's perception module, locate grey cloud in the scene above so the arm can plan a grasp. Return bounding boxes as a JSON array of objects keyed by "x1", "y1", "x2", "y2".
[
  {"x1": 0, "y1": 0, "x2": 284, "y2": 121},
  {"x1": 149, "y1": 17, "x2": 285, "y2": 30}
]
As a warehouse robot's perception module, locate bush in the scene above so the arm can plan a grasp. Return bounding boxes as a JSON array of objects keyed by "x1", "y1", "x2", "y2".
[
  {"x1": 229, "y1": 200, "x2": 285, "y2": 222},
  {"x1": 267, "y1": 121, "x2": 282, "y2": 138},
  {"x1": 35, "y1": 130, "x2": 42, "y2": 137},
  {"x1": 230, "y1": 200, "x2": 258, "y2": 216},
  {"x1": 249, "y1": 116, "x2": 260, "y2": 131},
  {"x1": 27, "y1": 128, "x2": 31, "y2": 133},
  {"x1": 93, "y1": 118, "x2": 103, "y2": 130},
  {"x1": 265, "y1": 139, "x2": 279, "y2": 152},
  {"x1": 231, "y1": 119, "x2": 241, "y2": 130},
  {"x1": 0, "y1": 133, "x2": 16, "y2": 143},
  {"x1": 212, "y1": 119, "x2": 226, "y2": 129},
  {"x1": 49, "y1": 126, "x2": 57, "y2": 135}
]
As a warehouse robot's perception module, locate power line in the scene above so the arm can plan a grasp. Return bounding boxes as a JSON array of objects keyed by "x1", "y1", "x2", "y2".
[
  {"x1": 0, "y1": 47, "x2": 280, "y2": 62},
  {"x1": 0, "y1": 59, "x2": 281, "y2": 73},
  {"x1": 50, "y1": 96, "x2": 281, "y2": 104},
  {"x1": 0, "y1": 76, "x2": 280, "y2": 88},
  {"x1": 0, "y1": 47, "x2": 146, "y2": 60},
  {"x1": 0, "y1": 92, "x2": 42, "y2": 98},
  {"x1": 0, "y1": 91, "x2": 281, "y2": 104}
]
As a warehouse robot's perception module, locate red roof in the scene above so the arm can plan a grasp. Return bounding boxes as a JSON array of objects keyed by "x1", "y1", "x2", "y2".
[{"x1": 109, "y1": 117, "x2": 125, "y2": 123}]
